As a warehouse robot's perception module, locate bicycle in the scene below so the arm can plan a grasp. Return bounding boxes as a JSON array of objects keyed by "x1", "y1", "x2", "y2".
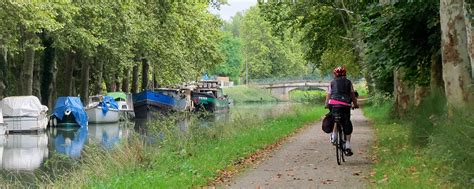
[{"x1": 332, "y1": 111, "x2": 346, "y2": 165}]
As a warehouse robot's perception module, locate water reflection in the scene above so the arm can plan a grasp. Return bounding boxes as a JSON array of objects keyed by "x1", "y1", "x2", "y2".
[
  {"x1": 50, "y1": 126, "x2": 88, "y2": 158},
  {"x1": 88, "y1": 123, "x2": 129, "y2": 149},
  {"x1": 1, "y1": 132, "x2": 48, "y2": 171}
]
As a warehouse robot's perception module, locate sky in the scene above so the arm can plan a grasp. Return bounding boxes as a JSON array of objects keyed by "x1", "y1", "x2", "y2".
[{"x1": 209, "y1": 0, "x2": 257, "y2": 21}]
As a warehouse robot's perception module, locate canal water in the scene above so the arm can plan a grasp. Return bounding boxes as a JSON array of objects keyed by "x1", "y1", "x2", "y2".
[{"x1": 0, "y1": 102, "x2": 296, "y2": 182}]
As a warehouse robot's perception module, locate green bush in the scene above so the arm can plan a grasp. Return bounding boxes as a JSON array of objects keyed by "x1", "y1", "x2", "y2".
[{"x1": 289, "y1": 89, "x2": 326, "y2": 103}]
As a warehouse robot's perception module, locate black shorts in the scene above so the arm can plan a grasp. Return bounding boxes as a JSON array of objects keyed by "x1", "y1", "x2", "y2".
[{"x1": 328, "y1": 105, "x2": 353, "y2": 135}]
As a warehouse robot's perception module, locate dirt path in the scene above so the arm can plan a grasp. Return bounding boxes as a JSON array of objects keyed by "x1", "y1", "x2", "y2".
[{"x1": 223, "y1": 109, "x2": 373, "y2": 189}]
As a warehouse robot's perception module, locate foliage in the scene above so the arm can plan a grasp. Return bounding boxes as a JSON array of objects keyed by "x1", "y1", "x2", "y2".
[
  {"x1": 210, "y1": 32, "x2": 243, "y2": 82},
  {"x1": 240, "y1": 6, "x2": 308, "y2": 79},
  {"x1": 258, "y1": 1, "x2": 364, "y2": 76},
  {"x1": 359, "y1": 2, "x2": 441, "y2": 93},
  {"x1": 0, "y1": 1, "x2": 224, "y2": 99},
  {"x1": 288, "y1": 89, "x2": 326, "y2": 104},
  {"x1": 223, "y1": 85, "x2": 277, "y2": 103}
]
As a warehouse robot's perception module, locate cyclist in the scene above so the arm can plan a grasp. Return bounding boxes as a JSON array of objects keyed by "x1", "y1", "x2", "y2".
[{"x1": 325, "y1": 66, "x2": 359, "y2": 156}]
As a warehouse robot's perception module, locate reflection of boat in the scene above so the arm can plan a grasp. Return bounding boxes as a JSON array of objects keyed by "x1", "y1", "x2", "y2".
[
  {"x1": 52, "y1": 126, "x2": 88, "y2": 158},
  {"x1": 1, "y1": 96, "x2": 48, "y2": 132},
  {"x1": 51, "y1": 97, "x2": 88, "y2": 127},
  {"x1": 1, "y1": 133, "x2": 48, "y2": 171},
  {"x1": 88, "y1": 123, "x2": 127, "y2": 149},
  {"x1": 106, "y1": 92, "x2": 135, "y2": 120},
  {"x1": 192, "y1": 81, "x2": 229, "y2": 113},
  {"x1": 86, "y1": 96, "x2": 120, "y2": 123}
]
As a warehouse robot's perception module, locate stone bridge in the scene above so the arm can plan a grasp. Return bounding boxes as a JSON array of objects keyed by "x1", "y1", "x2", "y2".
[{"x1": 256, "y1": 80, "x2": 330, "y2": 101}]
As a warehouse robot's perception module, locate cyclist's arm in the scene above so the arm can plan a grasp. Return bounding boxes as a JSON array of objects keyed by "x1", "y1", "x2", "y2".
[
  {"x1": 325, "y1": 84, "x2": 332, "y2": 108},
  {"x1": 350, "y1": 84, "x2": 358, "y2": 108}
]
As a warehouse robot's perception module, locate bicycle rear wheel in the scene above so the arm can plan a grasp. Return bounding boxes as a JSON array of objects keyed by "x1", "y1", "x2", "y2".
[
  {"x1": 339, "y1": 127, "x2": 345, "y2": 162},
  {"x1": 335, "y1": 124, "x2": 343, "y2": 165}
]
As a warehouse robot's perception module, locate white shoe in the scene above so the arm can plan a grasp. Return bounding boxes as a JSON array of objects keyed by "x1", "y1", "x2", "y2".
[{"x1": 330, "y1": 133, "x2": 337, "y2": 145}]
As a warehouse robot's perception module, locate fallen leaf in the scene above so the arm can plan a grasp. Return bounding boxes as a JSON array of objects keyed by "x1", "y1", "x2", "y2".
[{"x1": 377, "y1": 177, "x2": 388, "y2": 184}]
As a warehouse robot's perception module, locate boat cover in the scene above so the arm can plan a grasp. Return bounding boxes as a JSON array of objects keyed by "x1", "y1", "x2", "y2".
[
  {"x1": 1, "y1": 96, "x2": 48, "y2": 117},
  {"x1": 100, "y1": 96, "x2": 119, "y2": 115},
  {"x1": 53, "y1": 97, "x2": 88, "y2": 127},
  {"x1": 0, "y1": 108, "x2": 3, "y2": 124},
  {"x1": 106, "y1": 92, "x2": 127, "y2": 101}
]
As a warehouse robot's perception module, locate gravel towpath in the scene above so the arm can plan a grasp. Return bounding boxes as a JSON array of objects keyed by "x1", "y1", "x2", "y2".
[{"x1": 224, "y1": 109, "x2": 373, "y2": 189}]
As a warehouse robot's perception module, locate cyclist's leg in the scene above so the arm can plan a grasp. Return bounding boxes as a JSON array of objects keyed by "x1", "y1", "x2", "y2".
[
  {"x1": 342, "y1": 107, "x2": 354, "y2": 156},
  {"x1": 329, "y1": 105, "x2": 337, "y2": 144}
]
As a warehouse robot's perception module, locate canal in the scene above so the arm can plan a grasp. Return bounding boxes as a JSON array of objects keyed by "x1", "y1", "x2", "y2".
[{"x1": 0, "y1": 102, "x2": 297, "y2": 183}]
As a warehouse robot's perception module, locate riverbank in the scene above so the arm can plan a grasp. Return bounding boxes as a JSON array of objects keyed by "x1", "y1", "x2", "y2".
[
  {"x1": 363, "y1": 95, "x2": 473, "y2": 188},
  {"x1": 13, "y1": 104, "x2": 325, "y2": 188},
  {"x1": 223, "y1": 85, "x2": 278, "y2": 103}
]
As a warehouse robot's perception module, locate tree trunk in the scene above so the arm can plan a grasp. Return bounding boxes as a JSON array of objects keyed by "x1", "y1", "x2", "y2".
[
  {"x1": 33, "y1": 50, "x2": 41, "y2": 99},
  {"x1": 393, "y1": 68, "x2": 413, "y2": 116},
  {"x1": 49, "y1": 60, "x2": 57, "y2": 109},
  {"x1": 64, "y1": 52, "x2": 76, "y2": 96},
  {"x1": 463, "y1": 1, "x2": 474, "y2": 77},
  {"x1": 153, "y1": 72, "x2": 158, "y2": 89},
  {"x1": 92, "y1": 58, "x2": 103, "y2": 95},
  {"x1": 440, "y1": 0, "x2": 473, "y2": 108},
  {"x1": 40, "y1": 34, "x2": 56, "y2": 106},
  {"x1": 141, "y1": 58, "x2": 149, "y2": 91},
  {"x1": 430, "y1": 50, "x2": 444, "y2": 92},
  {"x1": 122, "y1": 69, "x2": 130, "y2": 93},
  {"x1": 22, "y1": 38, "x2": 35, "y2": 95},
  {"x1": 80, "y1": 57, "x2": 90, "y2": 105},
  {"x1": 105, "y1": 73, "x2": 114, "y2": 92},
  {"x1": 132, "y1": 64, "x2": 139, "y2": 93},
  {"x1": 115, "y1": 73, "x2": 121, "y2": 92},
  {"x1": 0, "y1": 47, "x2": 7, "y2": 98},
  {"x1": 414, "y1": 85, "x2": 429, "y2": 106}
]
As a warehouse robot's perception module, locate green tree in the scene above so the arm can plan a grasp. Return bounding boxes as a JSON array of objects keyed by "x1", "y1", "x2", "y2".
[
  {"x1": 211, "y1": 32, "x2": 243, "y2": 82},
  {"x1": 240, "y1": 6, "x2": 307, "y2": 80}
]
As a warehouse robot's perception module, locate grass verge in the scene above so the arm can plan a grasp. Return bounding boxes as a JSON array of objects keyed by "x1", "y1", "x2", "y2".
[
  {"x1": 288, "y1": 89, "x2": 326, "y2": 103},
  {"x1": 36, "y1": 105, "x2": 325, "y2": 188},
  {"x1": 223, "y1": 85, "x2": 278, "y2": 103},
  {"x1": 363, "y1": 93, "x2": 473, "y2": 188}
]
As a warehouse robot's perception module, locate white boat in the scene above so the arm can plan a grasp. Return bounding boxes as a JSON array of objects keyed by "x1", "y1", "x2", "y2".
[
  {"x1": 106, "y1": 92, "x2": 135, "y2": 120},
  {"x1": 1, "y1": 96, "x2": 48, "y2": 132},
  {"x1": 1, "y1": 133, "x2": 48, "y2": 171},
  {"x1": 86, "y1": 95, "x2": 120, "y2": 123},
  {"x1": 0, "y1": 108, "x2": 5, "y2": 135}
]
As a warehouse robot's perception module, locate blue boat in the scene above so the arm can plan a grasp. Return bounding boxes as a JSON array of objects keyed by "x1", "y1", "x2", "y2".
[
  {"x1": 133, "y1": 90, "x2": 176, "y2": 119},
  {"x1": 51, "y1": 97, "x2": 88, "y2": 127}
]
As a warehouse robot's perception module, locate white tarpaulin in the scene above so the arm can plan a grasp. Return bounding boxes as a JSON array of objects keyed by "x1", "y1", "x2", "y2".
[
  {"x1": 1, "y1": 96, "x2": 48, "y2": 117},
  {"x1": 0, "y1": 108, "x2": 3, "y2": 123},
  {"x1": 0, "y1": 107, "x2": 3, "y2": 124}
]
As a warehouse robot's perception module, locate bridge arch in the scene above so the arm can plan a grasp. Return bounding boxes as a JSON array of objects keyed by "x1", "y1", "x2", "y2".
[{"x1": 257, "y1": 80, "x2": 330, "y2": 101}]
